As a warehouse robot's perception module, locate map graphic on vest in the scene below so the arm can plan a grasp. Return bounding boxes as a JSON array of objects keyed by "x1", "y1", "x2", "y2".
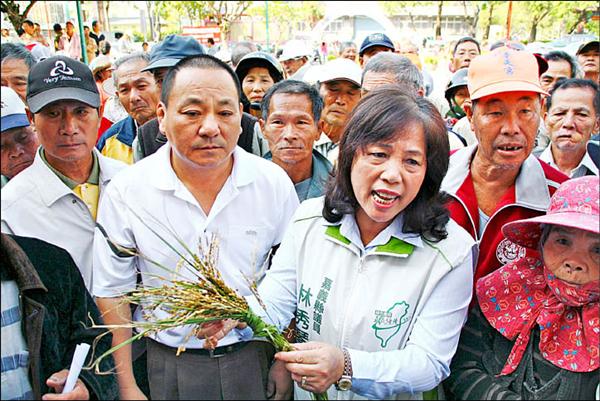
[{"x1": 372, "y1": 301, "x2": 410, "y2": 348}]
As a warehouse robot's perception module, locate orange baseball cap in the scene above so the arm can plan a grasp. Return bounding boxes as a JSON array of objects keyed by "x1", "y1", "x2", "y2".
[{"x1": 468, "y1": 46, "x2": 548, "y2": 100}]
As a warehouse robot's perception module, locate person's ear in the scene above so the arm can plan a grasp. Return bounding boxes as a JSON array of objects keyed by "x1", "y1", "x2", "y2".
[
  {"x1": 157, "y1": 102, "x2": 168, "y2": 138},
  {"x1": 463, "y1": 100, "x2": 475, "y2": 132},
  {"x1": 25, "y1": 107, "x2": 35, "y2": 125}
]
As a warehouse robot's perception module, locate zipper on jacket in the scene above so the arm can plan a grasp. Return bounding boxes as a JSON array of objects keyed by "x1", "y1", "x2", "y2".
[{"x1": 338, "y1": 255, "x2": 365, "y2": 352}]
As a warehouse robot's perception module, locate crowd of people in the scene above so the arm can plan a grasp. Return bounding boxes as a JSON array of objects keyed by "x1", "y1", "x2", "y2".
[{"x1": 1, "y1": 16, "x2": 599, "y2": 401}]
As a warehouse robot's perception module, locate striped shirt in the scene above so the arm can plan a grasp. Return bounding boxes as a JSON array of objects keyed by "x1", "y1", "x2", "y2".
[{"x1": 1, "y1": 280, "x2": 33, "y2": 400}]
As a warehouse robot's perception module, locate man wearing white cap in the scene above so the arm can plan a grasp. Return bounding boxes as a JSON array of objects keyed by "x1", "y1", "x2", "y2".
[
  {"x1": 279, "y1": 40, "x2": 312, "y2": 80},
  {"x1": 1, "y1": 55, "x2": 126, "y2": 291},
  {"x1": 1, "y1": 86, "x2": 39, "y2": 188},
  {"x1": 314, "y1": 57, "x2": 362, "y2": 164}
]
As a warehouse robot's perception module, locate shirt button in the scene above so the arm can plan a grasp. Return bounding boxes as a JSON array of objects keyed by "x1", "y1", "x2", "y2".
[{"x1": 72, "y1": 199, "x2": 77, "y2": 204}]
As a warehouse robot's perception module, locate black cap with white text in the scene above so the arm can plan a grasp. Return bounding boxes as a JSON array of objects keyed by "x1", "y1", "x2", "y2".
[{"x1": 27, "y1": 55, "x2": 100, "y2": 113}]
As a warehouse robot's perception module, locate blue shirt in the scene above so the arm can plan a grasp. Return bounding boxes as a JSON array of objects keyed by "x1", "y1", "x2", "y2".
[
  {"x1": 265, "y1": 150, "x2": 333, "y2": 202},
  {"x1": 1, "y1": 280, "x2": 33, "y2": 400}
]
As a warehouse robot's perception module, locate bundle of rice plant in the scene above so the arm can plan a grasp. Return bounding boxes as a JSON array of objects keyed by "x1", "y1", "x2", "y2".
[{"x1": 89, "y1": 215, "x2": 326, "y2": 400}]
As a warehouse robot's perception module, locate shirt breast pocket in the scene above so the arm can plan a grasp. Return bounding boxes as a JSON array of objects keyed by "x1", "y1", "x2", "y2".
[{"x1": 221, "y1": 224, "x2": 275, "y2": 280}]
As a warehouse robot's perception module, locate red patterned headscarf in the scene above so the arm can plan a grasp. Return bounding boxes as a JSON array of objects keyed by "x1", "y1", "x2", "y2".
[{"x1": 477, "y1": 255, "x2": 599, "y2": 375}]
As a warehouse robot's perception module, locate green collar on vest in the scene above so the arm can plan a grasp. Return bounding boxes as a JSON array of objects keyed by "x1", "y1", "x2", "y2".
[{"x1": 325, "y1": 225, "x2": 415, "y2": 256}]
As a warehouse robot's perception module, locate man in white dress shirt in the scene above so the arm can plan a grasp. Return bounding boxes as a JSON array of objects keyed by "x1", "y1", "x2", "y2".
[{"x1": 93, "y1": 54, "x2": 299, "y2": 400}]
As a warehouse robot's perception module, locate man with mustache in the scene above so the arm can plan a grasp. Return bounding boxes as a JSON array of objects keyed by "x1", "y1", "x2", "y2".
[
  {"x1": 92, "y1": 54, "x2": 299, "y2": 400},
  {"x1": 441, "y1": 47, "x2": 568, "y2": 292},
  {"x1": 1, "y1": 87, "x2": 39, "y2": 188},
  {"x1": 262, "y1": 80, "x2": 332, "y2": 202},
  {"x1": 539, "y1": 79, "x2": 599, "y2": 177},
  {"x1": 1, "y1": 55, "x2": 126, "y2": 291},
  {"x1": 314, "y1": 58, "x2": 362, "y2": 164},
  {"x1": 97, "y1": 52, "x2": 159, "y2": 164}
]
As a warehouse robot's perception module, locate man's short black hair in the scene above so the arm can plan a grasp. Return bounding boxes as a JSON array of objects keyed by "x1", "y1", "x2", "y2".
[
  {"x1": 161, "y1": 54, "x2": 241, "y2": 107},
  {"x1": 543, "y1": 50, "x2": 579, "y2": 79},
  {"x1": 22, "y1": 19, "x2": 34, "y2": 27},
  {"x1": 1, "y1": 42, "x2": 35, "y2": 69},
  {"x1": 100, "y1": 41, "x2": 111, "y2": 55},
  {"x1": 53, "y1": 23, "x2": 62, "y2": 32},
  {"x1": 261, "y1": 79, "x2": 323, "y2": 124},
  {"x1": 453, "y1": 36, "x2": 480, "y2": 56},
  {"x1": 547, "y1": 78, "x2": 600, "y2": 116},
  {"x1": 92, "y1": 20, "x2": 99, "y2": 28}
]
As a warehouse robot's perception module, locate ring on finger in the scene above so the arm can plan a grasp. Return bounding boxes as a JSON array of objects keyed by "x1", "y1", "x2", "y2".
[{"x1": 301, "y1": 375, "x2": 308, "y2": 388}]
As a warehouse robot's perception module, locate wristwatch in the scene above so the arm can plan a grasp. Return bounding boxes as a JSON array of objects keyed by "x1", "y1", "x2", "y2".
[{"x1": 335, "y1": 348, "x2": 353, "y2": 391}]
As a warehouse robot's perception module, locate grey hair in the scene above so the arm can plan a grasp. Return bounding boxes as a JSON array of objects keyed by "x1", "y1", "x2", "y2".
[
  {"x1": 112, "y1": 52, "x2": 150, "y2": 86},
  {"x1": 361, "y1": 52, "x2": 423, "y2": 94},
  {"x1": 1, "y1": 43, "x2": 35, "y2": 68},
  {"x1": 231, "y1": 41, "x2": 258, "y2": 68}
]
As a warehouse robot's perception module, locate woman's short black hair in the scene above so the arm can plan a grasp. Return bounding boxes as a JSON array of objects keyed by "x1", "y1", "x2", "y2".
[{"x1": 323, "y1": 85, "x2": 451, "y2": 242}]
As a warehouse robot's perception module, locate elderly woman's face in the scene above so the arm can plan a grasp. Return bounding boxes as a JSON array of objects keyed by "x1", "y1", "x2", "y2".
[
  {"x1": 351, "y1": 122, "x2": 427, "y2": 243},
  {"x1": 543, "y1": 226, "x2": 600, "y2": 285}
]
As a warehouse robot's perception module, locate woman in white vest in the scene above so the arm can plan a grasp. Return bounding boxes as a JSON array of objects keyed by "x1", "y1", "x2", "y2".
[{"x1": 206, "y1": 86, "x2": 476, "y2": 400}]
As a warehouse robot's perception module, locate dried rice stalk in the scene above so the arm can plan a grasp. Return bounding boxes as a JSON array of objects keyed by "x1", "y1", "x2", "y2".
[{"x1": 89, "y1": 212, "x2": 326, "y2": 399}]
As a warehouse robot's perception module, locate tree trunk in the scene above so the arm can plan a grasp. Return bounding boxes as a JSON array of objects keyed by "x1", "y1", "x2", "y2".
[
  {"x1": 435, "y1": 1, "x2": 443, "y2": 39},
  {"x1": 567, "y1": 8, "x2": 590, "y2": 34},
  {"x1": 96, "y1": 1, "x2": 108, "y2": 31},
  {"x1": 145, "y1": 2, "x2": 154, "y2": 41},
  {"x1": 462, "y1": 1, "x2": 478, "y2": 37},
  {"x1": 528, "y1": 21, "x2": 537, "y2": 43},
  {"x1": 408, "y1": 12, "x2": 416, "y2": 32},
  {"x1": 471, "y1": 5, "x2": 480, "y2": 37},
  {"x1": 1, "y1": 0, "x2": 38, "y2": 32},
  {"x1": 105, "y1": 1, "x2": 111, "y2": 32},
  {"x1": 483, "y1": 3, "x2": 495, "y2": 41}
]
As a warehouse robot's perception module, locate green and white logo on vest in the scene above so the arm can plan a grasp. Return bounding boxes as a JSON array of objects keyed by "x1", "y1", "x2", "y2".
[{"x1": 372, "y1": 301, "x2": 410, "y2": 348}]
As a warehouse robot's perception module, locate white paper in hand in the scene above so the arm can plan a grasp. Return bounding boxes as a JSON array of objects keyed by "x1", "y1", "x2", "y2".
[{"x1": 62, "y1": 343, "x2": 91, "y2": 394}]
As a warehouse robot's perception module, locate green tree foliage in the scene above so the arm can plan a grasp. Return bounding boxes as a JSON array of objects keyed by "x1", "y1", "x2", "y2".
[
  {"x1": 480, "y1": 1, "x2": 504, "y2": 40},
  {"x1": 0, "y1": 0, "x2": 37, "y2": 32},
  {"x1": 248, "y1": 1, "x2": 324, "y2": 37},
  {"x1": 510, "y1": 1, "x2": 599, "y2": 42}
]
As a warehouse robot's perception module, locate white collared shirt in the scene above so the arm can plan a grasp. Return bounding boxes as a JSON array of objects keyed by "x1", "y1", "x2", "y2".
[
  {"x1": 1, "y1": 148, "x2": 126, "y2": 291},
  {"x1": 92, "y1": 144, "x2": 299, "y2": 349},
  {"x1": 314, "y1": 133, "x2": 339, "y2": 165},
  {"x1": 539, "y1": 145, "x2": 598, "y2": 177}
]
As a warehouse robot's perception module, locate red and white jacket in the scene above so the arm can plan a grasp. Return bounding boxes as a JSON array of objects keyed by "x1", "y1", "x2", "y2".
[{"x1": 441, "y1": 145, "x2": 568, "y2": 292}]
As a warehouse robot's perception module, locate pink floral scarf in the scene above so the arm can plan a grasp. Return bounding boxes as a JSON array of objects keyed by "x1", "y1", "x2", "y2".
[{"x1": 477, "y1": 255, "x2": 599, "y2": 375}]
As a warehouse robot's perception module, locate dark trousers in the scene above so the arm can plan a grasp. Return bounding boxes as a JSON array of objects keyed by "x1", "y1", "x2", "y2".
[
  {"x1": 146, "y1": 339, "x2": 274, "y2": 400},
  {"x1": 132, "y1": 340, "x2": 150, "y2": 398}
]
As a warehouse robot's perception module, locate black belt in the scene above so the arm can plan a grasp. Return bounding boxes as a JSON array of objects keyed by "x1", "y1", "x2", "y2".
[{"x1": 149, "y1": 338, "x2": 248, "y2": 359}]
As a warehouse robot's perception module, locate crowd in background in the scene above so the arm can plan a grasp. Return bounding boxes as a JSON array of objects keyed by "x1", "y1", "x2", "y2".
[{"x1": 1, "y1": 14, "x2": 599, "y2": 401}]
